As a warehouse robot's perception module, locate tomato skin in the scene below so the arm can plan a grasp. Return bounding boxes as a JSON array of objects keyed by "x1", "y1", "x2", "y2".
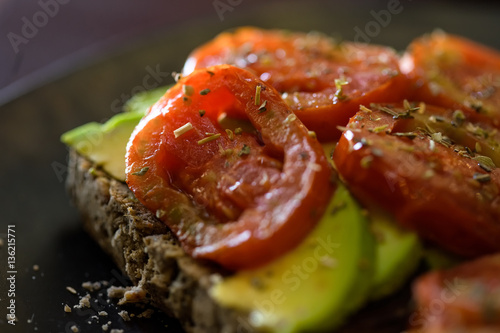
[
  {"x1": 126, "y1": 65, "x2": 333, "y2": 270},
  {"x1": 183, "y1": 27, "x2": 412, "y2": 141},
  {"x1": 411, "y1": 254, "x2": 500, "y2": 332},
  {"x1": 402, "y1": 31, "x2": 500, "y2": 127},
  {"x1": 333, "y1": 103, "x2": 500, "y2": 258}
]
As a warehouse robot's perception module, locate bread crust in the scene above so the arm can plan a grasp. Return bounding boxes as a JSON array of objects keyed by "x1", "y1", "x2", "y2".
[{"x1": 66, "y1": 150, "x2": 252, "y2": 333}]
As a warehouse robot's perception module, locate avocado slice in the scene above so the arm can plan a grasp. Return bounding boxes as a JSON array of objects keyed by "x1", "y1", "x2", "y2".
[
  {"x1": 320, "y1": 141, "x2": 422, "y2": 300},
  {"x1": 61, "y1": 86, "x2": 170, "y2": 181},
  {"x1": 123, "y1": 85, "x2": 171, "y2": 113},
  {"x1": 210, "y1": 184, "x2": 375, "y2": 333},
  {"x1": 368, "y1": 210, "x2": 422, "y2": 300},
  {"x1": 61, "y1": 110, "x2": 145, "y2": 181}
]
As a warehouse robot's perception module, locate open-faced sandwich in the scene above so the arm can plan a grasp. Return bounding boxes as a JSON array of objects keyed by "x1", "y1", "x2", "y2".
[{"x1": 61, "y1": 27, "x2": 500, "y2": 332}]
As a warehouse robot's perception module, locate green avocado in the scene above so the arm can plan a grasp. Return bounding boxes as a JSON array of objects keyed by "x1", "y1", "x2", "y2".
[
  {"x1": 210, "y1": 184, "x2": 375, "y2": 333},
  {"x1": 123, "y1": 85, "x2": 171, "y2": 113},
  {"x1": 368, "y1": 209, "x2": 422, "y2": 300},
  {"x1": 321, "y1": 140, "x2": 421, "y2": 300},
  {"x1": 61, "y1": 85, "x2": 170, "y2": 181},
  {"x1": 61, "y1": 110, "x2": 145, "y2": 181}
]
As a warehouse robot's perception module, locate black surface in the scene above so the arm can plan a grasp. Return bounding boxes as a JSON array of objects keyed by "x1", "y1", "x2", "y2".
[{"x1": 1, "y1": 1, "x2": 500, "y2": 332}]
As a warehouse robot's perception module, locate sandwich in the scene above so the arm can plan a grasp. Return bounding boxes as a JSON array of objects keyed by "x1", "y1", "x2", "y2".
[{"x1": 61, "y1": 27, "x2": 500, "y2": 332}]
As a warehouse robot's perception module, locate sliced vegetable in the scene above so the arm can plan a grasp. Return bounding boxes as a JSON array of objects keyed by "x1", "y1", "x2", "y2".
[
  {"x1": 61, "y1": 110, "x2": 146, "y2": 181},
  {"x1": 183, "y1": 27, "x2": 412, "y2": 140},
  {"x1": 369, "y1": 209, "x2": 422, "y2": 300},
  {"x1": 333, "y1": 102, "x2": 500, "y2": 258},
  {"x1": 210, "y1": 183, "x2": 375, "y2": 333},
  {"x1": 126, "y1": 65, "x2": 333, "y2": 270},
  {"x1": 402, "y1": 31, "x2": 500, "y2": 127},
  {"x1": 123, "y1": 85, "x2": 172, "y2": 113},
  {"x1": 410, "y1": 253, "x2": 500, "y2": 331}
]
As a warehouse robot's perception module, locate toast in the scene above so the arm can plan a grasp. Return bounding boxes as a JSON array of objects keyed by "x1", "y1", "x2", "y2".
[{"x1": 66, "y1": 149, "x2": 252, "y2": 333}]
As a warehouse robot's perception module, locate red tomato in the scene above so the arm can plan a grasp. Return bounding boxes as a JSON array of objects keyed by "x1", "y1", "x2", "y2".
[
  {"x1": 410, "y1": 254, "x2": 500, "y2": 332},
  {"x1": 332, "y1": 102, "x2": 500, "y2": 258},
  {"x1": 183, "y1": 27, "x2": 412, "y2": 141},
  {"x1": 126, "y1": 65, "x2": 333, "y2": 270},
  {"x1": 402, "y1": 31, "x2": 500, "y2": 127}
]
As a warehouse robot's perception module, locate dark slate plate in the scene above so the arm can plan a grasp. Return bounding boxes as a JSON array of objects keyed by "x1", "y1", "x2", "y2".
[{"x1": 1, "y1": 1, "x2": 499, "y2": 332}]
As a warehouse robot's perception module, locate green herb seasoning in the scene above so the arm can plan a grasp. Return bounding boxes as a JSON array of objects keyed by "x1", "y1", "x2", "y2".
[
  {"x1": 393, "y1": 132, "x2": 417, "y2": 139},
  {"x1": 198, "y1": 133, "x2": 221, "y2": 145},
  {"x1": 473, "y1": 173, "x2": 491, "y2": 183},
  {"x1": 238, "y1": 144, "x2": 251, "y2": 156},
  {"x1": 334, "y1": 77, "x2": 348, "y2": 100},
  {"x1": 255, "y1": 85, "x2": 262, "y2": 105},
  {"x1": 132, "y1": 167, "x2": 149, "y2": 176},
  {"x1": 284, "y1": 114, "x2": 297, "y2": 124},
  {"x1": 360, "y1": 155, "x2": 373, "y2": 168},
  {"x1": 473, "y1": 155, "x2": 496, "y2": 172},
  {"x1": 182, "y1": 84, "x2": 194, "y2": 96},
  {"x1": 370, "y1": 124, "x2": 389, "y2": 134},
  {"x1": 258, "y1": 100, "x2": 267, "y2": 113},
  {"x1": 359, "y1": 105, "x2": 372, "y2": 113},
  {"x1": 173, "y1": 122, "x2": 194, "y2": 138},
  {"x1": 226, "y1": 129, "x2": 235, "y2": 141}
]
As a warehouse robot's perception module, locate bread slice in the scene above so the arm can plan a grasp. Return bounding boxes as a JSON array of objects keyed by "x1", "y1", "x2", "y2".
[{"x1": 66, "y1": 149, "x2": 253, "y2": 333}]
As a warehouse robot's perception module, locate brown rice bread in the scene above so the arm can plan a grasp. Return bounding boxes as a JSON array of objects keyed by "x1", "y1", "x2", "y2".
[{"x1": 66, "y1": 149, "x2": 254, "y2": 333}]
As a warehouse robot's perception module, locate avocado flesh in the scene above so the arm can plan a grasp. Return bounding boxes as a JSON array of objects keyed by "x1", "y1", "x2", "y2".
[
  {"x1": 61, "y1": 86, "x2": 170, "y2": 181},
  {"x1": 210, "y1": 184, "x2": 375, "y2": 333},
  {"x1": 61, "y1": 110, "x2": 145, "y2": 181},
  {"x1": 320, "y1": 141, "x2": 422, "y2": 301},
  {"x1": 123, "y1": 85, "x2": 171, "y2": 113},
  {"x1": 368, "y1": 210, "x2": 422, "y2": 300}
]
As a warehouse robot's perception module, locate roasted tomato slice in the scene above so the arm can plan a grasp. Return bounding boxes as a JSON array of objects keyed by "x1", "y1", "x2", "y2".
[
  {"x1": 182, "y1": 27, "x2": 411, "y2": 141},
  {"x1": 410, "y1": 253, "x2": 500, "y2": 331},
  {"x1": 333, "y1": 102, "x2": 500, "y2": 258},
  {"x1": 126, "y1": 65, "x2": 333, "y2": 270},
  {"x1": 402, "y1": 31, "x2": 500, "y2": 127}
]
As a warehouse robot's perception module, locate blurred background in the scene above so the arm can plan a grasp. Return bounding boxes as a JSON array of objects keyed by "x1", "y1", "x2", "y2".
[{"x1": 0, "y1": 0, "x2": 499, "y2": 332}]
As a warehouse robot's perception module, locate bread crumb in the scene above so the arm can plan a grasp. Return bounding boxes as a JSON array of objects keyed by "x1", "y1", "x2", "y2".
[
  {"x1": 64, "y1": 304, "x2": 72, "y2": 313},
  {"x1": 70, "y1": 325, "x2": 79, "y2": 332},
  {"x1": 118, "y1": 310, "x2": 130, "y2": 322},
  {"x1": 120, "y1": 286, "x2": 147, "y2": 305},
  {"x1": 66, "y1": 286, "x2": 77, "y2": 295},
  {"x1": 110, "y1": 329, "x2": 124, "y2": 333},
  {"x1": 107, "y1": 286, "x2": 126, "y2": 299},
  {"x1": 82, "y1": 281, "x2": 102, "y2": 292},
  {"x1": 82, "y1": 281, "x2": 93, "y2": 291},
  {"x1": 137, "y1": 308, "x2": 154, "y2": 319},
  {"x1": 98, "y1": 311, "x2": 108, "y2": 317},
  {"x1": 74, "y1": 294, "x2": 91, "y2": 309},
  {"x1": 33, "y1": 264, "x2": 39, "y2": 271},
  {"x1": 102, "y1": 323, "x2": 109, "y2": 332}
]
